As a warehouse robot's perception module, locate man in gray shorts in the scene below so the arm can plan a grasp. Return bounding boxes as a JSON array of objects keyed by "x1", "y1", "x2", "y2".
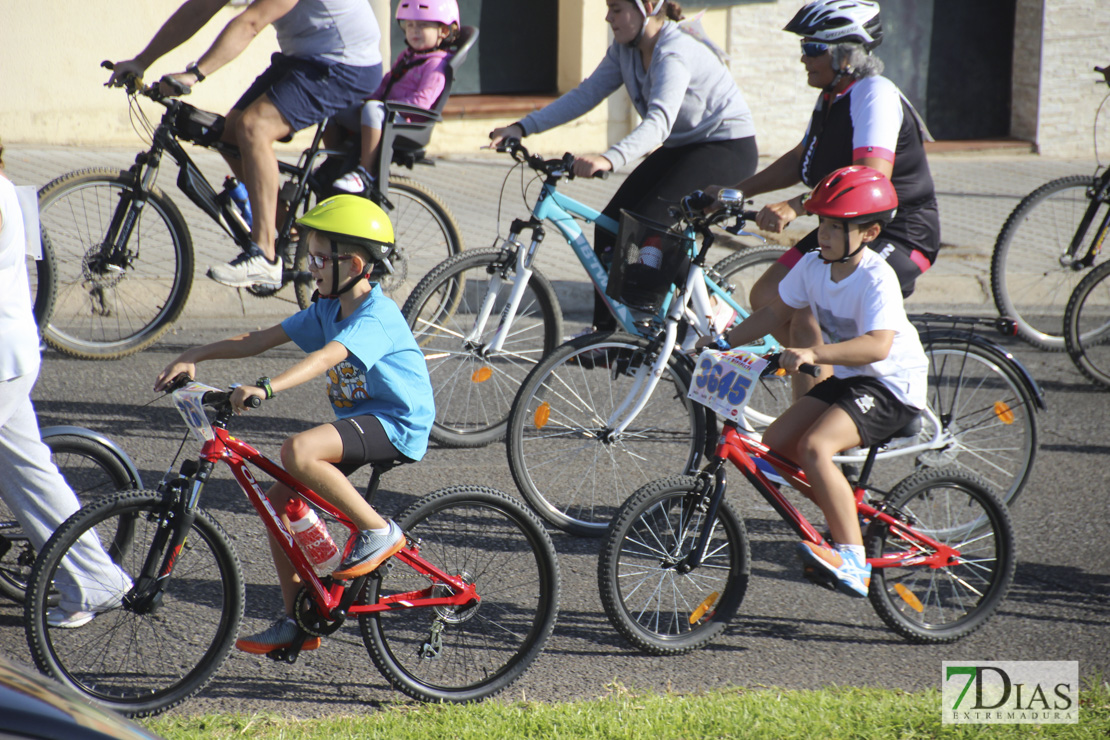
[{"x1": 109, "y1": 0, "x2": 383, "y2": 290}]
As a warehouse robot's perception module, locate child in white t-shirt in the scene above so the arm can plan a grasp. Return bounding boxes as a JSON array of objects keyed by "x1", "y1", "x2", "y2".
[{"x1": 703, "y1": 166, "x2": 927, "y2": 598}]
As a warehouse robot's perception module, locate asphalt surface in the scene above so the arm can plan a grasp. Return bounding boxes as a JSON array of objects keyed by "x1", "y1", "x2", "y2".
[{"x1": 1, "y1": 144, "x2": 1108, "y2": 719}]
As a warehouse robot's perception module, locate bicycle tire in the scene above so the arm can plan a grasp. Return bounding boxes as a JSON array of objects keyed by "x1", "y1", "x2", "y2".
[
  {"x1": 917, "y1": 338, "x2": 1038, "y2": 507},
  {"x1": 1064, "y1": 259, "x2": 1110, "y2": 388},
  {"x1": 507, "y1": 331, "x2": 706, "y2": 537},
  {"x1": 28, "y1": 229, "x2": 57, "y2": 333},
  {"x1": 296, "y1": 176, "x2": 466, "y2": 310},
  {"x1": 709, "y1": 246, "x2": 792, "y2": 431},
  {"x1": 0, "y1": 432, "x2": 137, "y2": 603},
  {"x1": 360, "y1": 485, "x2": 559, "y2": 702},
  {"x1": 991, "y1": 175, "x2": 1103, "y2": 351},
  {"x1": 24, "y1": 490, "x2": 244, "y2": 717},
  {"x1": 866, "y1": 467, "x2": 1015, "y2": 644},
  {"x1": 36, "y1": 168, "x2": 194, "y2": 360},
  {"x1": 598, "y1": 475, "x2": 750, "y2": 655},
  {"x1": 402, "y1": 248, "x2": 562, "y2": 448}
]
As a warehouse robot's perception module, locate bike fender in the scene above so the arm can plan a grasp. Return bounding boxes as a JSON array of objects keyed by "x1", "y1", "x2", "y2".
[
  {"x1": 39, "y1": 425, "x2": 144, "y2": 489},
  {"x1": 922, "y1": 331, "x2": 1047, "y2": 411}
]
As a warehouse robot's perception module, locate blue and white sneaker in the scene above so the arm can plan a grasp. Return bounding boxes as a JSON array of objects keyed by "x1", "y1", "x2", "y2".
[
  {"x1": 332, "y1": 521, "x2": 405, "y2": 579},
  {"x1": 797, "y1": 541, "x2": 871, "y2": 598}
]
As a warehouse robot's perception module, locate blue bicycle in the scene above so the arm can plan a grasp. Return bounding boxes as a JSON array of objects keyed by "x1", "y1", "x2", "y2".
[{"x1": 401, "y1": 139, "x2": 785, "y2": 447}]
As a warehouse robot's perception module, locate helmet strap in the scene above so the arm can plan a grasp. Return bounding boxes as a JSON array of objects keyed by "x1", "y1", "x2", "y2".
[{"x1": 317, "y1": 239, "x2": 368, "y2": 299}]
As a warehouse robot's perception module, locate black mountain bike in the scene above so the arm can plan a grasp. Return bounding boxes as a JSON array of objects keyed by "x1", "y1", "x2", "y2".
[
  {"x1": 990, "y1": 64, "x2": 1110, "y2": 350},
  {"x1": 32, "y1": 66, "x2": 462, "y2": 360}
]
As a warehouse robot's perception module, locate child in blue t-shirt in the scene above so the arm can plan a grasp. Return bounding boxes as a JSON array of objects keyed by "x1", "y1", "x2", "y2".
[{"x1": 154, "y1": 195, "x2": 433, "y2": 654}]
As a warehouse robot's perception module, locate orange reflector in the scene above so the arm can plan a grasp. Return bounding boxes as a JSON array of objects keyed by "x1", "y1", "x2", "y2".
[
  {"x1": 994, "y1": 401, "x2": 1014, "y2": 425},
  {"x1": 534, "y1": 402, "x2": 551, "y2": 429},
  {"x1": 689, "y1": 591, "x2": 720, "y2": 624},
  {"x1": 774, "y1": 368, "x2": 787, "y2": 377},
  {"x1": 894, "y1": 583, "x2": 924, "y2": 613},
  {"x1": 471, "y1": 366, "x2": 492, "y2": 383}
]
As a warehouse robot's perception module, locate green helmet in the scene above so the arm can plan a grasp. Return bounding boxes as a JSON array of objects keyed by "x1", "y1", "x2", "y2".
[{"x1": 297, "y1": 194, "x2": 395, "y2": 263}]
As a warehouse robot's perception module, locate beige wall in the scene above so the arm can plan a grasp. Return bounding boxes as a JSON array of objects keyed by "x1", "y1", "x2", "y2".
[{"x1": 1, "y1": 0, "x2": 1101, "y2": 159}]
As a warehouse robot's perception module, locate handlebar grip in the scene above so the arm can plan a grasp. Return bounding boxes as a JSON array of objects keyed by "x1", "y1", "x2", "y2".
[
  {"x1": 798, "y1": 363, "x2": 821, "y2": 378},
  {"x1": 593, "y1": 171, "x2": 610, "y2": 180},
  {"x1": 245, "y1": 396, "x2": 262, "y2": 409}
]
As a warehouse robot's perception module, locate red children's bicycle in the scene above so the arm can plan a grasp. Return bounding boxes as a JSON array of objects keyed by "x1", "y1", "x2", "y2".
[
  {"x1": 24, "y1": 380, "x2": 560, "y2": 716},
  {"x1": 598, "y1": 352, "x2": 1015, "y2": 655}
]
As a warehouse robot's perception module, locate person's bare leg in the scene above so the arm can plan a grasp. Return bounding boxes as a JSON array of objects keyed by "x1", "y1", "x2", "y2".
[
  {"x1": 796, "y1": 406, "x2": 862, "y2": 547},
  {"x1": 258, "y1": 482, "x2": 303, "y2": 615},
  {"x1": 235, "y1": 94, "x2": 293, "y2": 262},
  {"x1": 280, "y1": 424, "x2": 389, "y2": 531},
  {"x1": 750, "y1": 261, "x2": 793, "y2": 345},
  {"x1": 789, "y1": 306, "x2": 828, "y2": 400},
  {"x1": 358, "y1": 125, "x2": 383, "y2": 174}
]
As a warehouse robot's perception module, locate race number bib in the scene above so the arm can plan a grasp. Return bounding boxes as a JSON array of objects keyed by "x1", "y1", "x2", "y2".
[
  {"x1": 173, "y1": 381, "x2": 222, "y2": 444},
  {"x1": 687, "y1": 351, "x2": 769, "y2": 420}
]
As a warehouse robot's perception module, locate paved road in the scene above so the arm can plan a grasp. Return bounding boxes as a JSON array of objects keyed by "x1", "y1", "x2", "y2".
[{"x1": 0, "y1": 315, "x2": 1107, "y2": 719}]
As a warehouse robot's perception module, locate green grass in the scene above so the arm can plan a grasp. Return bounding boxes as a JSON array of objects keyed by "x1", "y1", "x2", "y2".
[{"x1": 147, "y1": 681, "x2": 1110, "y2": 739}]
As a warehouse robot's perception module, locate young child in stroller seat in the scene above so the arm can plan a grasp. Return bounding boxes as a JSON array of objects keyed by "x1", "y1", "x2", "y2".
[{"x1": 330, "y1": 0, "x2": 460, "y2": 195}]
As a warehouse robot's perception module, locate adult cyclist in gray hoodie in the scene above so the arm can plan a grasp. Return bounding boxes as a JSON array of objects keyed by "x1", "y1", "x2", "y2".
[{"x1": 490, "y1": 0, "x2": 757, "y2": 331}]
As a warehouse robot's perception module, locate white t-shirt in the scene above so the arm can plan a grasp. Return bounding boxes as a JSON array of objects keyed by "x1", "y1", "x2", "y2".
[{"x1": 778, "y1": 249, "x2": 926, "y2": 409}]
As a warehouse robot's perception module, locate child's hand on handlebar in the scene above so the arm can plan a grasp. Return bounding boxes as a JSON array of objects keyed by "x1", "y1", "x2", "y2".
[
  {"x1": 488, "y1": 123, "x2": 523, "y2": 148},
  {"x1": 154, "y1": 362, "x2": 196, "y2": 392},
  {"x1": 777, "y1": 347, "x2": 818, "y2": 374},
  {"x1": 231, "y1": 385, "x2": 265, "y2": 413}
]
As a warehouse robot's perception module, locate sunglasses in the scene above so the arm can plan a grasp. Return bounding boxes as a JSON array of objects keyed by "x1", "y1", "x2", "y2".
[
  {"x1": 801, "y1": 41, "x2": 830, "y2": 58},
  {"x1": 307, "y1": 253, "x2": 353, "y2": 270}
]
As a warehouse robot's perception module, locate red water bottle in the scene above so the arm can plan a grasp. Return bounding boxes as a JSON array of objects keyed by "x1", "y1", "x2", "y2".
[{"x1": 286, "y1": 499, "x2": 342, "y2": 576}]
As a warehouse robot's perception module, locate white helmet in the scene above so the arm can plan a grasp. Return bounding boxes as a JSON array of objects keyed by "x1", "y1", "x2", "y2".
[
  {"x1": 784, "y1": 0, "x2": 883, "y2": 51},
  {"x1": 630, "y1": 0, "x2": 665, "y2": 17}
]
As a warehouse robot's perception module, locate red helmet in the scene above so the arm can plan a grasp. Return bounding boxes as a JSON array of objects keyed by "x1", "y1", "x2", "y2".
[{"x1": 804, "y1": 165, "x2": 898, "y2": 224}]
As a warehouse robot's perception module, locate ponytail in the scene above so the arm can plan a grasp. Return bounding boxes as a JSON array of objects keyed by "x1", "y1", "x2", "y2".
[{"x1": 662, "y1": 1, "x2": 684, "y2": 22}]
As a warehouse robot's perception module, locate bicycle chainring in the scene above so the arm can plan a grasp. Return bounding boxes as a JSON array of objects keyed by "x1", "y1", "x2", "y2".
[{"x1": 293, "y1": 586, "x2": 345, "y2": 637}]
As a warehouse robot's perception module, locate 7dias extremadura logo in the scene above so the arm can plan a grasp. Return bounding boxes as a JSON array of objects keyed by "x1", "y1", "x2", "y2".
[{"x1": 943, "y1": 661, "x2": 1078, "y2": 724}]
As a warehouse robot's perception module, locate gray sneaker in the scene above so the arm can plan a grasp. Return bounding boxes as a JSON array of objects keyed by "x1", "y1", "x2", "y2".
[
  {"x1": 332, "y1": 521, "x2": 405, "y2": 579},
  {"x1": 207, "y1": 245, "x2": 282, "y2": 288}
]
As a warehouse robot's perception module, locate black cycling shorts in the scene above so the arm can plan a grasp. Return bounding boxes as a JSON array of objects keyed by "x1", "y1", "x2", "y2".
[
  {"x1": 805, "y1": 375, "x2": 921, "y2": 449},
  {"x1": 331, "y1": 414, "x2": 412, "y2": 476}
]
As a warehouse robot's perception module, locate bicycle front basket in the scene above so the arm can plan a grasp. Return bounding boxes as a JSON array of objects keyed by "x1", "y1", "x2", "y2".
[
  {"x1": 173, "y1": 103, "x2": 225, "y2": 146},
  {"x1": 606, "y1": 210, "x2": 691, "y2": 314}
]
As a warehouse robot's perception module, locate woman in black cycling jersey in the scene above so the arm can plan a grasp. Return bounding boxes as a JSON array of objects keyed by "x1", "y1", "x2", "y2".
[{"x1": 709, "y1": 0, "x2": 939, "y2": 395}]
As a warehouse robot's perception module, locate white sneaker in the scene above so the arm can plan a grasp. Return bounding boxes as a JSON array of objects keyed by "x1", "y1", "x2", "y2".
[
  {"x1": 332, "y1": 166, "x2": 374, "y2": 196},
  {"x1": 207, "y1": 245, "x2": 282, "y2": 288},
  {"x1": 47, "y1": 608, "x2": 98, "y2": 629}
]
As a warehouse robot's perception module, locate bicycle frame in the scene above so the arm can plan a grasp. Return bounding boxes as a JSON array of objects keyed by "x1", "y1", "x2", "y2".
[
  {"x1": 684, "y1": 423, "x2": 958, "y2": 573},
  {"x1": 143, "y1": 389, "x2": 476, "y2": 624},
  {"x1": 1065, "y1": 168, "x2": 1110, "y2": 269},
  {"x1": 466, "y1": 151, "x2": 760, "y2": 356}
]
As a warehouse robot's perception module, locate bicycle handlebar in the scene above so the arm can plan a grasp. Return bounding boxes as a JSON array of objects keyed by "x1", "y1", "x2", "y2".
[
  {"x1": 1097, "y1": 65, "x2": 1110, "y2": 86},
  {"x1": 762, "y1": 352, "x2": 821, "y2": 378},
  {"x1": 496, "y1": 138, "x2": 609, "y2": 180},
  {"x1": 101, "y1": 60, "x2": 182, "y2": 105}
]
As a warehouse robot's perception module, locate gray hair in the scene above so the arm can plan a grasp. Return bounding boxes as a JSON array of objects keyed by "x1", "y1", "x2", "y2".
[{"x1": 831, "y1": 42, "x2": 884, "y2": 78}]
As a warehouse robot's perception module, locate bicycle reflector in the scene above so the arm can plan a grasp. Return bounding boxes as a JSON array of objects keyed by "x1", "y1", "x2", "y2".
[
  {"x1": 994, "y1": 401, "x2": 1015, "y2": 425},
  {"x1": 534, "y1": 402, "x2": 551, "y2": 429},
  {"x1": 894, "y1": 583, "x2": 924, "y2": 613},
  {"x1": 690, "y1": 590, "x2": 720, "y2": 624},
  {"x1": 471, "y1": 366, "x2": 492, "y2": 383}
]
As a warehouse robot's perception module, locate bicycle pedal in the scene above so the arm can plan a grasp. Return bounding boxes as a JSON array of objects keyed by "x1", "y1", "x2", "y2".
[{"x1": 265, "y1": 646, "x2": 300, "y2": 665}]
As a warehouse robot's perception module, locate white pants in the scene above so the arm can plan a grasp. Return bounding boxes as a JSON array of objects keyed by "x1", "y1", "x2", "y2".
[{"x1": 0, "y1": 371, "x2": 131, "y2": 611}]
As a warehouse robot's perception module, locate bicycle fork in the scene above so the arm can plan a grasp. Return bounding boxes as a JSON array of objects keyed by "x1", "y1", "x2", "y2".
[{"x1": 466, "y1": 219, "x2": 544, "y2": 355}]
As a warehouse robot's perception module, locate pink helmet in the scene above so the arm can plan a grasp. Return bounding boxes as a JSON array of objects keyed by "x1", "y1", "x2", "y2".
[{"x1": 396, "y1": 0, "x2": 460, "y2": 27}]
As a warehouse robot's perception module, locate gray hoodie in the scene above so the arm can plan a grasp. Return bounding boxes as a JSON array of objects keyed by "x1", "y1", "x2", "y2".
[{"x1": 518, "y1": 21, "x2": 755, "y2": 171}]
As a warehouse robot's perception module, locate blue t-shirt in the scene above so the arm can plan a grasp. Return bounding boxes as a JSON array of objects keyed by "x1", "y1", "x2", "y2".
[{"x1": 281, "y1": 286, "x2": 433, "y2": 460}]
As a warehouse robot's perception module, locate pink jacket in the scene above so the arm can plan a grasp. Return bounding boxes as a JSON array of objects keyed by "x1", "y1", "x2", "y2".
[{"x1": 371, "y1": 47, "x2": 452, "y2": 111}]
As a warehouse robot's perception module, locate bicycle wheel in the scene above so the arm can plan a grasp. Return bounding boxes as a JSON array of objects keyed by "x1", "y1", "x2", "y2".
[
  {"x1": 360, "y1": 485, "x2": 560, "y2": 702},
  {"x1": 507, "y1": 331, "x2": 706, "y2": 537},
  {"x1": 710, "y1": 246, "x2": 791, "y2": 431},
  {"x1": 28, "y1": 230, "x2": 56, "y2": 333},
  {"x1": 918, "y1": 338, "x2": 1038, "y2": 507},
  {"x1": 867, "y1": 467, "x2": 1015, "y2": 644},
  {"x1": 991, "y1": 175, "x2": 1103, "y2": 351},
  {"x1": 402, "y1": 248, "x2": 562, "y2": 448},
  {"x1": 598, "y1": 475, "x2": 750, "y2": 655},
  {"x1": 0, "y1": 432, "x2": 137, "y2": 603},
  {"x1": 1065, "y1": 259, "x2": 1110, "y2": 388},
  {"x1": 36, "y1": 169, "x2": 193, "y2": 360},
  {"x1": 24, "y1": 490, "x2": 244, "y2": 717},
  {"x1": 292, "y1": 176, "x2": 464, "y2": 310}
]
